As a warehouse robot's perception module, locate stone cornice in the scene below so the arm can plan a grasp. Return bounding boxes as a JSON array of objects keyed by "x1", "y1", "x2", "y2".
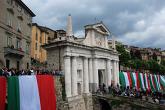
[{"x1": 43, "y1": 40, "x2": 119, "y2": 55}]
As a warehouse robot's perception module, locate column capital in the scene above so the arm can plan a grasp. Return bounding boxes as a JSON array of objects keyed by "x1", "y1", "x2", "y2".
[
  {"x1": 111, "y1": 59, "x2": 119, "y2": 62},
  {"x1": 106, "y1": 58, "x2": 111, "y2": 61},
  {"x1": 83, "y1": 56, "x2": 88, "y2": 59},
  {"x1": 71, "y1": 56, "x2": 77, "y2": 58},
  {"x1": 64, "y1": 55, "x2": 71, "y2": 59}
]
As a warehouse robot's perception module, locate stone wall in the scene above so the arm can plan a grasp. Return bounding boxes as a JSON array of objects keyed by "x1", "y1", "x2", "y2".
[
  {"x1": 47, "y1": 48, "x2": 64, "y2": 71},
  {"x1": 55, "y1": 76, "x2": 93, "y2": 110},
  {"x1": 92, "y1": 95, "x2": 165, "y2": 110},
  {"x1": 54, "y1": 76, "x2": 69, "y2": 110}
]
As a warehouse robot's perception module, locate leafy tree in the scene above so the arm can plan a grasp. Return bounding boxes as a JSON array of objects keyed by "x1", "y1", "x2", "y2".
[
  {"x1": 147, "y1": 60, "x2": 160, "y2": 73},
  {"x1": 153, "y1": 52, "x2": 157, "y2": 61},
  {"x1": 161, "y1": 60, "x2": 165, "y2": 66},
  {"x1": 130, "y1": 49, "x2": 135, "y2": 59},
  {"x1": 135, "y1": 50, "x2": 141, "y2": 60},
  {"x1": 116, "y1": 45, "x2": 131, "y2": 67},
  {"x1": 116, "y1": 44, "x2": 165, "y2": 73}
]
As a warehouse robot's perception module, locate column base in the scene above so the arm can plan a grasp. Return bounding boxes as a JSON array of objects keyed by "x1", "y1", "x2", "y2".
[
  {"x1": 89, "y1": 83, "x2": 93, "y2": 92},
  {"x1": 92, "y1": 83, "x2": 98, "y2": 93}
]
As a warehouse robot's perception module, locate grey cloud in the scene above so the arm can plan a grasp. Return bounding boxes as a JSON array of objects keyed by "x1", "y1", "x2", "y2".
[{"x1": 23, "y1": 0, "x2": 165, "y2": 49}]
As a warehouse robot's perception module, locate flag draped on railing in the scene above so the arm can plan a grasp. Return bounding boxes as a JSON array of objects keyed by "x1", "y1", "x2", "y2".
[
  {"x1": 160, "y1": 75, "x2": 165, "y2": 87},
  {"x1": 119, "y1": 72, "x2": 165, "y2": 92},
  {"x1": 0, "y1": 77, "x2": 6, "y2": 110},
  {"x1": 0, "y1": 75, "x2": 56, "y2": 110}
]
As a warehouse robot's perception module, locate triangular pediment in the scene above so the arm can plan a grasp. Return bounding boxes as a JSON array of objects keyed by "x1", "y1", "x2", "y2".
[
  {"x1": 85, "y1": 22, "x2": 110, "y2": 35},
  {"x1": 93, "y1": 23, "x2": 110, "y2": 35},
  {"x1": 96, "y1": 26, "x2": 107, "y2": 33}
]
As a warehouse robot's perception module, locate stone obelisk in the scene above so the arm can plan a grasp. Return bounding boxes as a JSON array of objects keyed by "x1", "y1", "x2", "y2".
[{"x1": 66, "y1": 14, "x2": 73, "y2": 37}]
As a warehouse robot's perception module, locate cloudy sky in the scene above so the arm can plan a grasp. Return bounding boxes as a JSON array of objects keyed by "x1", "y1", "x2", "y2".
[{"x1": 23, "y1": 0, "x2": 165, "y2": 50}]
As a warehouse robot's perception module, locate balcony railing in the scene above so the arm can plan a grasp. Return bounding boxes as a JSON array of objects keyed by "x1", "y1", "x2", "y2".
[{"x1": 4, "y1": 47, "x2": 24, "y2": 57}]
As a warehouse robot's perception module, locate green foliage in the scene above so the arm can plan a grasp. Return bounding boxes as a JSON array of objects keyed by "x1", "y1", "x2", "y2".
[
  {"x1": 116, "y1": 45, "x2": 131, "y2": 67},
  {"x1": 130, "y1": 49, "x2": 141, "y2": 60},
  {"x1": 147, "y1": 60, "x2": 160, "y2": 73},
  {"x1": 116, "y1": 45, "x2": 165, "y2": 73},
  {"x1": 153, "y1": 53, "x2": 157, "y2": 61},
  {"x1": 161, "y1": 60, "x2": 165, "y2": 66}
]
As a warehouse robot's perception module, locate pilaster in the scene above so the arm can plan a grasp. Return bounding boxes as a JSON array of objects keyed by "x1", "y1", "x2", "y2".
[
  {"x1": 64, "y1": 56, "x2": 72, "y2": 97},
  {"x1": 106, "y1": 59, "x2": 112, "y2": 87},
  {"x1": 83, "y1": 57, "x2": 89, "y2": 93},
  {"x1": 93, "y1": 58, "x2": 98, "y2": 92},
  {"x1": 71, "y1": 56, "x2": 78, "y2": 96},
  {"x1": 88, "y1": 58, "x2": 93, "y2": 92}
]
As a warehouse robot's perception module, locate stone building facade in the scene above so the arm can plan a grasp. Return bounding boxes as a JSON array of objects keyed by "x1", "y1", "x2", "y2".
[
  {"x1": 31, "y1": 23, "x2": 48, "y2": 63},
  {"x1": 44, "y1": 15, "x2": 119, "y2": 110},
  {"x1": 0, "y1": 0, "x2": 35, "y2": 69}
]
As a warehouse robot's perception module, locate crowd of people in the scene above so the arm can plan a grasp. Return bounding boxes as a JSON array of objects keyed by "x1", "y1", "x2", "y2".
[
  {"x1": 97, "y1": 83, "x2": 165, "y2": 105},
  {"x1": 0, "y1": 67, "x2": 63, "y2": 77}
]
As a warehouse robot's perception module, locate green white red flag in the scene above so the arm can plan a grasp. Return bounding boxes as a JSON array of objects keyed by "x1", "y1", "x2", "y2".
[
  {"x1": 138, "y1": 73, "x2": 146, "y2": 91},
  {"x1": 7, "y1": 75, "x2": 56, "y2": 110},
  {"x1": 143, "y1": 73, "x2": 151, "y2": 92},
  {"x1": 119, "y1": 72, "x2": 165, "y2": 92}
]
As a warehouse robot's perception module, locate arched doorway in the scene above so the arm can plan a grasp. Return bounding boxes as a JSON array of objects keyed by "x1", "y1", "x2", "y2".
[{"x1": 99, "y1": 99, "x2": 111, "y2": 110}]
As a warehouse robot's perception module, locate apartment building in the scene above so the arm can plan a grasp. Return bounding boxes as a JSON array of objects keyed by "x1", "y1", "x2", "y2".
[
  {"x1": 0, "y1": 0, "x2": 35, "y2": 70},
  {"x1": 31, "y1": 23, "x2": 48, "y2": 63}
]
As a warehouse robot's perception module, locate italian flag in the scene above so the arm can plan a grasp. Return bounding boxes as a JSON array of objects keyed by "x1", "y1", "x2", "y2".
[
  {"x1": 130, "y1": 72, "x2": 138, "y2": 89},
  {"x1": 153, "y1": 74, "x2": 161, "y2": 91},
  {"x1": 119, "y1": 72, "x2": 126, "y2": 90},
  {"x1": 138, "y1": 73, "x2": 146, "y2": 91},
  {"x1": 143, "y1": 73, "x2": 151, "y2": 92},
  {"x1": 7, "y1": 75, "x2": 56, "y2": 110},
  {"x1": 149, "y1": 74, "x2": 156, "y2": 92},
  {"x1": 160, "y1": 75, "x2": 165, "y2": 88},
  {"x1": 157, "y1": 75, "x2": 162, "y2": 91},
  {"x1": 127, "y1": 72, "x2": 132, "y2": 88},
  {"x1": 136, "y1": 72, "x2": 140, "y2": 90},
  {"x1": 119, "y1": 72, "x2": 133, "y2": 88},
  {"x1": 123, "y1": 72, "x2": 130, "y2": 88},
  {"x1": 0, "y1": 77, "x2": 6, "y2": 110}
]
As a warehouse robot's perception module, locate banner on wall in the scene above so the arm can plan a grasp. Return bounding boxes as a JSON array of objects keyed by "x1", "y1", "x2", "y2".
[
  {"x1": 0, "y1": 77, "x2": 6, "y2": 110},
  {"x1": 6, "y1": 75, "x2": 56, "y2": 110}
]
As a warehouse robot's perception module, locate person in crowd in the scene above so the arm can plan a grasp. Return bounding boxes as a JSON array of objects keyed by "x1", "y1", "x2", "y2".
[
  {"x1": 21, "y1": 70, "x2": 25, "y2": 75},
  {"x1": 108, "y1": 84, "x2": 113, "y2": 94},
  {"x1": 11, "y1": 68, "x2": 16, "y2": 76},
  {"x1": 129, "y1": 87, "x2": 134, "y2": 97},
  {"x1": 30, "y1": 68, "x2": 35, "y2": 75},
  {"x1": 0, "y1": 68, "x2": 4, "y2": 76},
  {"x1": 102, "y1": 83, "x2": 106, "y2": 93},
  {"x1": 125, "y1": 86, "x2": 130, "y2": 96}
]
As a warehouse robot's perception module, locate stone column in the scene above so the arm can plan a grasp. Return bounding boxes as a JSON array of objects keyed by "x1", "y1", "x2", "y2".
[
  {"x1": 64, "y1": 56, "x2": 72, "y2": 97},
  {"x1": 83, "y1": 57, "x2": 89, "y2": 93},
  {"x1": 93, "y1": 58, "x2": 98, "y2": 92},
  {"x1": 113, "y1": 60, "x2": 117, "y2": 86},
  {"x1": 88, "y1": 58, "x2": 93, "y2": 92},
  {"x1": 106, "y1": 59, "x2": 112, "y2": 87},
  {"x1": 71, "y1": 56, "x2": 78, "y2": 96},
  {"x1": 116, "y1": 61, "x2": 120, "y2": 85}
]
